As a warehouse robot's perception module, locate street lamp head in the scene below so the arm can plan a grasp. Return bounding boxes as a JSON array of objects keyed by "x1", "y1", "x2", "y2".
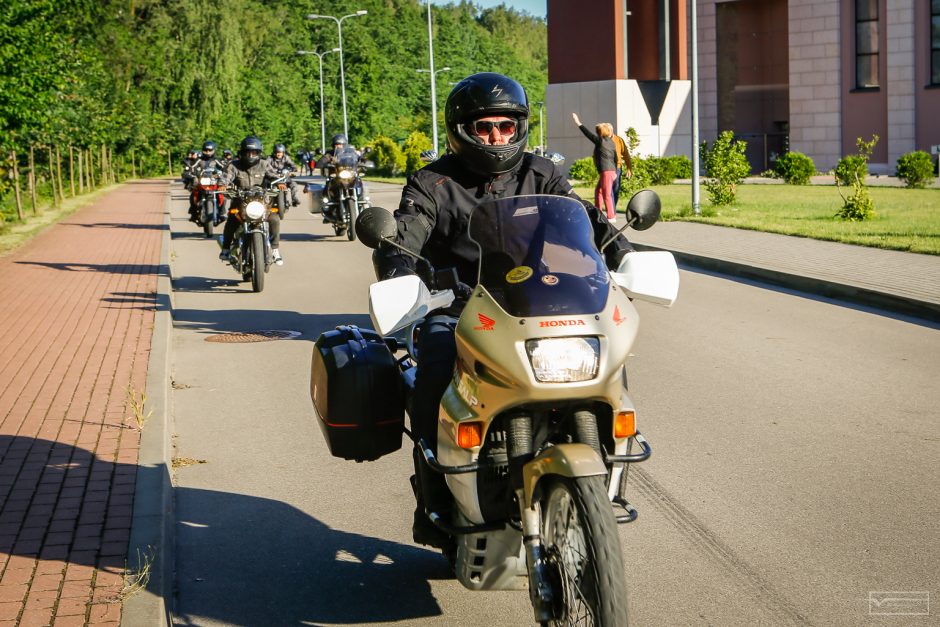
[
  {"x1": 306, "y1": 14, "x2": 322, "y2": 19},
  {"x1": 356, "y1": 10, "x2": 368, "y2": 15},
  {"x1": 440, "y1": 66, "x2": 451, "y2": 72},
  {"x1": 331, "y1": 47, "x2": 341, "y2": 53}
]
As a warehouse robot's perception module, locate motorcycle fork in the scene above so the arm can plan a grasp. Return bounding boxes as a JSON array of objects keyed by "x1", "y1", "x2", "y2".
[{"x1": 507, "y1": 413, "x2": 555, "y2": 623}]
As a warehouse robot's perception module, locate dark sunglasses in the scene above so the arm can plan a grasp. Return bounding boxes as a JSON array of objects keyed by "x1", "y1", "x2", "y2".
[{"x1": 466, "y1": 119, "x2": 517, "y2": 137}]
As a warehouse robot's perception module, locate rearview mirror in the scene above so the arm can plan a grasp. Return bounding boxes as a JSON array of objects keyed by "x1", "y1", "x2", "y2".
[
  {"x1": 419, "y1": 150, "x2": 437, "y2": 163},
  {"x1": 547, "y1": 152, "x2": 566, "y2": 166},
  {"x1": 626, "y1": 189, "x2": 661, "y2": 231},
  {"x1": 355, "y1": 206, "x2": 397, "y2": 249}
]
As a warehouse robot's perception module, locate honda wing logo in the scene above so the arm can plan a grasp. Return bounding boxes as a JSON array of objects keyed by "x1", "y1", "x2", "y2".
[{"x1": 474, "y1": 313, "x2": 496, "y2": 331}]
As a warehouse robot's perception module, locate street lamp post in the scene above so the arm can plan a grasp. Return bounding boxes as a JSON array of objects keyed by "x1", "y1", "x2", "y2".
[
  {"x1": 535, "y1": 101, "x2": 545, "y2": 154},
  {"x1": 416, "y1": 66, "x2": 451, "y2": 154},
  {"x1": 297, "y1": 48, "x2": 341, "y2": 155},
  {"x1": 306, "y1": 10, "x2": 367, "y2": 139}
]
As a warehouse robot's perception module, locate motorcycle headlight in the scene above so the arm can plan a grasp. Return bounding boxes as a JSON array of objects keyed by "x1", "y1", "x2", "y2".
[
  {"x1": 199, "y1": 177, "x2": 212, "y2": 186},
  {"x1": 244, "y1": 201, "x2": 266, "y2": 220},
  {"x1": 338, "y1": 169, "x2": 354, "y2": 181},
  {"x1": 525, "y1": 337, "x2": 599, "y2": 383}
]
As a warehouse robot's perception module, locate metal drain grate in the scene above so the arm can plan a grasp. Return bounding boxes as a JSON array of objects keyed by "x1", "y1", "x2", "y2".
[{"x1": 205, "y1": 330, "x2": 302, "y2": 343}]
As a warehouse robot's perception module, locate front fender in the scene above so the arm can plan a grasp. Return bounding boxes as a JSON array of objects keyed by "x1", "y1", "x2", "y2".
[{"x1": 522, "y1": 443, "x2": 606, "y2": 509}]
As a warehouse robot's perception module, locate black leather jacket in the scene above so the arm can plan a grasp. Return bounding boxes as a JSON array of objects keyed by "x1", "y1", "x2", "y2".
[{"x1": 375, "y1": 152, "x2": 634, "y2": 313}]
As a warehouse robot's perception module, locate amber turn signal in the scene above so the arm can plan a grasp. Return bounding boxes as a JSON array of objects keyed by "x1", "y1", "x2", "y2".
[
  {"x1": 457, "y1": 422, "x2": 483, "y2": 449},
  {"x1": 614, "y1": 410, "x2": 636, "y2": 438}
]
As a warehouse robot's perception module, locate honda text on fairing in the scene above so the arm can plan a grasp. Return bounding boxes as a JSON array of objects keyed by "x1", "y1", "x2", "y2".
[{"x1": 310, "y1": 191, "x2": 679, "y2": 625}]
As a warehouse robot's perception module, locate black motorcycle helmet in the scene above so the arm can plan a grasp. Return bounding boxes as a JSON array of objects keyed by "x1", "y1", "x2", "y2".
[
  {"x1": 202, "y1": 140, "x2": 217, "y2": 159},
  {"x1": 273, "y1": 143, "x2": 286, "y2": 156},
  {"x1": 188, "y1": 149, "x2": 199, "y2": 160},
  {"x1": 223, "y1": 149, "x2": 233, "y2": 160},
  {"x1": 330, "y1": 134, "x2": 347, "y2": 150},
  {"x1": 444, "y1": 72, "x2": 529, "y2": 176},
  {"x1": 239, "y1": 136, "x2": 263, "y2": 166}
]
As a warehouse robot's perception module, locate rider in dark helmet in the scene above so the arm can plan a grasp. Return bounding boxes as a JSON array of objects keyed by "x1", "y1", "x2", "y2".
[
  {"x1": 267, "y1": 143, "x2": 300, "y2": 207},
  {"x1": 188, "y1": 141, "x2": 228, "y2": 223},
  {"x1": 316, "y1": 133, "x2": 362, "y2": 219},
  {"x1": 181, "y1": 149, "x2": 200, "y2": 191},
  {"x1": 222, "y1": 148, "x2": 234, "y2": 163},
  {"x1": 220, "y1": 136, "x2": 285, "y2": 265},
  {"x1": 373, "y1": 72, "x2": 635, "y2": 554}
]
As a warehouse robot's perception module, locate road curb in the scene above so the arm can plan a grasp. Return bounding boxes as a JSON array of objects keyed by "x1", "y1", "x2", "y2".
[
  {"x1": 633, "y1": 243, "x2": 940, "y2": 323},
  {"x1": 122, "y1": 186, "x2": 175, "y2": 626}
]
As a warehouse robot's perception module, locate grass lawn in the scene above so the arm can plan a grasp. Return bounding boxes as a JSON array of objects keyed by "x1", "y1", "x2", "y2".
[{"x1": 574, "y1": 183, "x2": 940, "y2": 255}]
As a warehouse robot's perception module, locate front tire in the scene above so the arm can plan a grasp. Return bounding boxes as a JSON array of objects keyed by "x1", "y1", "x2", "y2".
[
  {"x1": 250, "y1": 231, "x2": 265, "y2": 293},
  {"x1": 541, "y1": 476, "x2": 629, "y2": 626},
  {"x1": 202, "y1": 199, "x2": 214, "y2": 238},
  {"x1": 346, "y1": 195, "x2": 358, "y2": 242}
]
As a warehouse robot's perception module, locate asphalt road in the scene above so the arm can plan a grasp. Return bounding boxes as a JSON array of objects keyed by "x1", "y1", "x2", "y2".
[{"x1": 167, "y1": 180, "x2": 939, "y2": 626}]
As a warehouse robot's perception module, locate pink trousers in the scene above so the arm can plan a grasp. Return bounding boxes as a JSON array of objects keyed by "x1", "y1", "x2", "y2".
[{"x1": 595, "y1": 170, "x2": 617, "y2": 218}]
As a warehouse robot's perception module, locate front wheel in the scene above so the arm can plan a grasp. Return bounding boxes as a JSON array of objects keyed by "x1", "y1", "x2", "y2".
[
  {"x1": 202, "y1": 199, "x2": 214, "y2": 238},
  {"x1": 540, "y1": 476, "x2": 629, "y2": 626},
  {"x1": 250, "y1": 231, "x2": 265, "y2": 293},
  {"x1": 346, "y1": 196, "x2": 358, "y2": 242}
]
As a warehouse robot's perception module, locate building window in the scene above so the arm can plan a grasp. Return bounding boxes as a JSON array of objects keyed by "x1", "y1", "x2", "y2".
[
  {"x1": 855, "y1": 0, "x2": 879, "y2": 88},
  {"x1": 932, "y1": 0, "x2": 940, "y2": 85}
]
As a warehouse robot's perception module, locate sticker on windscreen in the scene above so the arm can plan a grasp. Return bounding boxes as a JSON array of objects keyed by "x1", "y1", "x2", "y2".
[
  {"x1": 513, "y1": 205, "x2": 539, "y2": 217},
  {"x1": 506, "y1": 266, "x2": 534, "y2": 283},
  {"x1": 541, "y1": 274, "x2": 559, "y2": 286}
]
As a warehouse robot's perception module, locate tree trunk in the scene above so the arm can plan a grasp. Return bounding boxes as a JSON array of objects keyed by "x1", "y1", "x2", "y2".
[
  {"x1": 56, "y1": 145, "x2": 64, "y2": 201},
  {"x1": 88, "y1": 148, "x2": 95, "y2": 189},
  {"x1": 28, "y1": 146, "x2": 37, "y2": 214},
  {"x1": 48, "y1": 146, "x2": 59, "y2": 207},
  {"x1": 167, "y1": 150, "x2": 172, "y2": 177},
  {"x1": 100, "y1": 144, "x2": 107, "y2": 186},
  {"x1": 69, "y1": 146, "x2": 76, "y2": 196},
  {"x1": 131, "y1": 149, "x2": 136, "y2": 178},
  {"x1": 11, "y1": 150, "x2": 24, "y2": 221},
  {"x1": 78, "y1": 149, "x2": 84, "y2": 194}
]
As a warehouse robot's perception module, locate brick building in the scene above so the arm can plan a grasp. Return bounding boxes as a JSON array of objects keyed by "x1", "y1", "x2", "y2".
[{"x1": 546, "y1": 0, "x2": 940, "y2": 174}]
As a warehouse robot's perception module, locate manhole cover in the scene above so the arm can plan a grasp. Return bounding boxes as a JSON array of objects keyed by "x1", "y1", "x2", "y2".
[{"x1": 205, "y1": 330, "x2": 302, "y2": 343}]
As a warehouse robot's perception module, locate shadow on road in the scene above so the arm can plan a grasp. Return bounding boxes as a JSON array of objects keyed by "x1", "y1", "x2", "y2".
[
  {"x1": 174, "y1": 485, "x2": 448, "y2": 625},
  {"x1": 0, "y1": 435, "x2": 445, "y2": 625},
  {"x1": 171, "y1": 308, "x2": 373, "y2": 340}
]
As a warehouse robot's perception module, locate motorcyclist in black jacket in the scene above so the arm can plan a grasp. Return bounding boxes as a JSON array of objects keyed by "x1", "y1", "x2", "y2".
[
  {"x1": 188, "y1": 140, "x2": 228, "y2": 224},
  {"x1": 373, "y1": 72, "x2": 635, "y2": 551},
  {"x1": 181, "y1": 149, "x2": 200, "y2": 190},
  {"x1": 220, "y1": 136, "x2": 285, "y2": 265},
  {"x1": 267, "y1": 143, "x2": 301, "y2": 207}
]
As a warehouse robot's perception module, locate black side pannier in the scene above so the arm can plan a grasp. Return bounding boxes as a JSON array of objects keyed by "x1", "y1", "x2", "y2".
[{"x1": 310, "y1": 325, "x2": 405, "y2": 461}]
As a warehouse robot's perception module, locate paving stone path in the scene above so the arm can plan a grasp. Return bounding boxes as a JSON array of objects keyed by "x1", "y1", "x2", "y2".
[{"x1": 0, "y1": 180, "x2": 166, "y2": 627}]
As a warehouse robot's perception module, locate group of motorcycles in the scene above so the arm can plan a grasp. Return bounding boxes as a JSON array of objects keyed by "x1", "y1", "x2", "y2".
[{"x1": 183, "y1": 150, "x2": 374, "y2": 293}]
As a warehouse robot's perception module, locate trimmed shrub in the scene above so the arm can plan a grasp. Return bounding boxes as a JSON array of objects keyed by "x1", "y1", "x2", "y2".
[
  {"x1": 834, "y1": 155, "x2": 867, "y2": 186},
  {"x1": 568, "y1": 157, "x2": 598, "y2": 183},
  {"x1": 700, "y1": 131, "x2": 751, "y2": 205},
  {"x1": 896, "y1": 150, "x2": 935, "y2": 189},
  {"x1": 402, "y1": 131, "x2": 433, "y2": 175},
  {"x1": 665, "y1": 154, "x2": 693, "y2": 179},
  {"x1": 368, "y1": 135, "x2": 406, "y2": 176},
  {"x1": 773, "y1": 151, "x2": 816, "y2": 185}
]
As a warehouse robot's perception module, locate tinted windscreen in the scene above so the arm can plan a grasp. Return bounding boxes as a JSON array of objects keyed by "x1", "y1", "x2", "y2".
[
  {"x1": 336, "y1": 150, "x2": 360, "y2": 169},
  {"x1": 468, "y1": 195, "x2": 610, "y2": 317}
]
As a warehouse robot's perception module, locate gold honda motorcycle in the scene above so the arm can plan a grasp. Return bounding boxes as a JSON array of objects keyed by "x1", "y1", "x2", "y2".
[{"x1": 311, "y1": 191, "x2": 679, "y2": 625}]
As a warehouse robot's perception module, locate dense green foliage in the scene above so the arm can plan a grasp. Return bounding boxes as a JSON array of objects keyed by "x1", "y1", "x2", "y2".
[
  {"x1": 700, "y1": 131, "x2": 750, "y2": 205},
  {"x1": 895, "y1": 150, "x2": 935, "y2": 189},
  {"x1": 773, "y1": 151, "x2": 816, "y2": 185},
  {"x1": 568, "y1": 157, "x2": 598, "y2": 183},
  {"x1": 0, "y1": 0, "x2": 547, "y2": 222},
  {"x1": 368, "y1": 135, "x2": 406, "y2": 176}
]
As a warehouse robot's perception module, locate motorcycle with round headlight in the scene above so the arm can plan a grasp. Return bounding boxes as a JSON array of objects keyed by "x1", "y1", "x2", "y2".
[
  {"x1": 193, "y1": 165, "x2": 225, "y2": 238},
  {"x1": 311, "y1": 191, "x2": 680, "y2": 625},
  {"x1": 220, "y1": 176, "x2": 286, "y2": 293},
  {"x1": 320, "y1": 148, "x2": 373, "y2": 241}
]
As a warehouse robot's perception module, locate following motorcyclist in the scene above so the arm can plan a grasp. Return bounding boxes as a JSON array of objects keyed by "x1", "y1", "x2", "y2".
[
  {"x1": 220, "y1": 135, "x2": 286, "y2": 266},
  {"x1": 316, "y1": 134, "x2": 366, "y2": 219},
  {"x1": 181, "y1": 149, "x2": 200, "y2": 190},
  {"x1": 373, "y1": 72, "x2": 635, "y2": 552},
  {"x1": 188, "y1": 140, "x2": 228, "y2": 224},
  {"x1": 267, "y1": 143, "x2": 301, "y2": 208},
  {"x1": 222, "y1": 148, "x2": 234, "y2": 164}
]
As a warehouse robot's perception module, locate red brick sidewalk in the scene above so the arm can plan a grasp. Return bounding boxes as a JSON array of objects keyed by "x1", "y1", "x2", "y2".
[{"x1": 0, "y1": 181, "x2": 167, "y2": 626}]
